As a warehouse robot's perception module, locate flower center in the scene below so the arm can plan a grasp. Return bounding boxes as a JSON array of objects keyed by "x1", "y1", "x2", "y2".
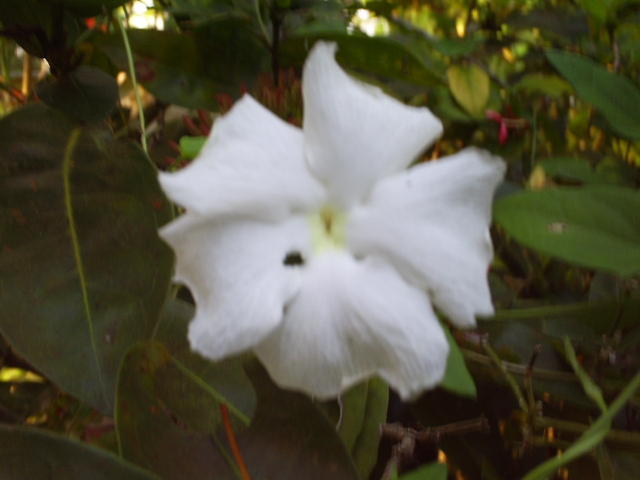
[{"x1": 307, "y1": 206, "x2": 347, "y2": 255}]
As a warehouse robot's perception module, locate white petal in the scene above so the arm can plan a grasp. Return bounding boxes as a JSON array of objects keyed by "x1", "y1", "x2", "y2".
[
  {"x1": 302, "y1": 42, "x2": 443, "y2": 207},
  {"x1": 348, "y1": 147, "x2": 506, "y2": 328},
  {"x1": 159, "y1": 95, "x2": 326, "y2": 222},
  {"x1": 254, "y1": 253, "x2": 449, "y2": 400},
  {"x1": 159, "y1": 214, "x2": 312, "y2": 359}
]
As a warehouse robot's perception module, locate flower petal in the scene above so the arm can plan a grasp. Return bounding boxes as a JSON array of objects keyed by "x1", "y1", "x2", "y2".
[
  {"x1": 159, "y1": 214, "x2": 312, "y2": 359},
  {"x1": 254, "y1": 253, "x2": 449, "y2": 400},
  {"x1": 159, "y1": 95, "x2": 326, "y2": 221},
  {"x1": 302, "y1": 42, "x2": 443, "y2": 207},
  {"x1": 348, "y1": 147, "x2": 506, "y2": 328}
]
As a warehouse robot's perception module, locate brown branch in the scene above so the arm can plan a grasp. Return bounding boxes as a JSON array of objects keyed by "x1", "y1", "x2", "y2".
[{"x1": 380, "y1": 416, "x2": 490, "y2": 479}]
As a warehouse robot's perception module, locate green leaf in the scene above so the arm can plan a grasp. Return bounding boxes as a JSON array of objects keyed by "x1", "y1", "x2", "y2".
[
  {"x1": 0, "y1": 104, "x2": 174, "y2": 415},
  {"x1": 153, "y1": 298, "x2": 256, "y2": 420},
  {"x1": 507, "y1": 10, "x2": 590, "y2": 39},
  {"x1": 115, "y1": 340, "x2": 249, "y2": 480},
  {"x1": 279, "y1": 35, "x2": 445, "y2": 89},
  {"x1": 93, "y1": 21, "x2": 269, "y2": 111},
  {"x1": 536, "y1": 157, "x2": 630, "y2": 186},
  {"x1": 116, "y1": 343, "x2": 360, "y2": 480},
  {"x1": 446, "y1": 64, "x2": 490, "y2": 119},
  {"x1": 59, "y1": 0, "x2": 130, "y2": 17},
  {"x1": 350, "y1": 378, "x2": 389, "y2": 479},
  {"x1": 0, "y1": 0, "x2": 56, "y2": 57},
  {"x1": 563, "y1": 336, "x2": 608, "y2": 413},
  {"x1": 240, "y1": 359, "x2": 360, "y2": 480},
  {"x1": 494, "y1": 185, "x2": 640, "y2": 277},
  {"x1": 546, "y1": 49, "x2": 640, "y2": 140},
  {"x1": 512, "y1": 74, "x2": 573, "y2": 99},
  {"x1": 0, "y1": 424, "x2": 160, "y2": 480},
  {"x1": 440, "y1": 324, "x2": 477, "y2": 398},
  {"x1": 34, "y1": 66, "x2": 119, "y2": 122},
  {"x1": 179, "y1": 136, "x2": 207, "y2": 160},
  {"x1": 577, "y1": 0, "x2": 611, "y2": 22},
  {"x1": 336, "y1": 381, "x2": 370, "y2": 453},
  {"x1": 522, "y1": 369, "x2": 640, "y2": 480},
  {"x1": 399, "y1": 462, "x2": 448, "y2": 480}
]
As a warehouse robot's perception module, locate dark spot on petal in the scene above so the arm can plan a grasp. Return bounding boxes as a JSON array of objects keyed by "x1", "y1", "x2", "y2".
[{"x1": 283, "y1": 251, "x2": 304, "y2": 266}]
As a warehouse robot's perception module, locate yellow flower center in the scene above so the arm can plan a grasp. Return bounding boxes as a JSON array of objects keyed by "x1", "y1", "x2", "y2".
[{"x1": 307, "y1": 206, "x2": 347, "y2": 255}]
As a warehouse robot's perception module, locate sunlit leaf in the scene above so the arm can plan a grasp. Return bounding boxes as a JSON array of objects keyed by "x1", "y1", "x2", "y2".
[
  {"x1": 0, "y1": 104, "x2": 173, "y2": 414},
  {"x1": 179, "y1": 136, "x2": 207, "y2": 160},
  {"x1": 446, "y1": 64, "x2": 490, "y2": 119},
  {"x1": 512, "y1": 73, "x2": 573, "y2": 99}
]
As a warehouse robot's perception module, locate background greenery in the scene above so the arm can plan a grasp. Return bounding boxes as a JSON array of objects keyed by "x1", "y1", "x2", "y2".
[{"x1": 1, "y1": 0, "x2": 640, "y2": 479}]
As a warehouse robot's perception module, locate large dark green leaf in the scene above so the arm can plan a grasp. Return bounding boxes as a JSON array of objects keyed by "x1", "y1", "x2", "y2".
[
  {"x1": 279, "y1": 34, "x2": 445, "y2": 89},
  {"x1": 0, "y1": 423, "x2": 160, "y2": 480},
  {"x1": 153, "y1": 298, "x2": 256, "y2": 419},
  {"x1": 239, "y1": 359, "x2": 360, "y2": 480},
  {"x1": 115, "y1": 341, "x2": 244, "y2": 480},
  {"x1": 0, "y1": 104, "x2": 173, "y2": 415},
  {"x1": 546, "y1": 49, "x2": 640, "y2": 141},
  {"x1": 92, "y1": 21, "x2": 270, "y2": 111},
  {"x1": 34, "y1": 66, "x2": 119, "y2": 122},
  {"x1": 494, "y1": 185, "x2": 640, "y2": 276},
  {"x1": 0, "y1": 0, "x2": 56, "y2": 57},
  {"x1": 116, "y1": 342, "x2": 358, "y2": 480}
]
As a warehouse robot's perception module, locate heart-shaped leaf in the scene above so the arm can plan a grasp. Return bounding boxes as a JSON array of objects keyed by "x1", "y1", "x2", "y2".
[
  {"x1": 447, "y1": 64, "x2": 490, "y2": 119},
  {"x1": 0, "y1": 104, "x2": 173, "y2": 415}
]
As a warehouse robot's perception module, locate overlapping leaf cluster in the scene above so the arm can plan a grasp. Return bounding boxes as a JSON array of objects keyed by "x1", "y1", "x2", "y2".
[{"x1": 1, "y1": 0, "x2": 640, "y2": 479}]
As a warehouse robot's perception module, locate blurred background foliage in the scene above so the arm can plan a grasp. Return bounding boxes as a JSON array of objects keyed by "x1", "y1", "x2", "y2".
[{"x1": 1, "y1": 0, "x2": 640, "y2": 479}]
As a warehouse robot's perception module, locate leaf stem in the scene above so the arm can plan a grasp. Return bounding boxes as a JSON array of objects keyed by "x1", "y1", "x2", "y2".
[{"x1": 116, "y1": 9, "x2": 148, "y2": 155}]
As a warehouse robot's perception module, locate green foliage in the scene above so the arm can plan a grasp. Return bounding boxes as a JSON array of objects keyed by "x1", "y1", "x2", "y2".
[
  {"x1": 0, "y1": 423, "x2": 161, "y2": 479},
  {"x1": 1, "y1": 0, "x2": 640, "y2": 479},
  {"x1": 547, "y1": 49, "x2": 640, "y2": 141},
  {"x1": 494, "y1": 185, "x2": 640, "y2": 276},
  {"x1": 0, "y1": 104, "x2": 173, "y2": 415}
]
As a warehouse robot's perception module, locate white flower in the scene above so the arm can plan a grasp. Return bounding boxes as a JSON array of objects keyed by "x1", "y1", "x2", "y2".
[{"x1": 158, "y1": 42, "x2": 505, "y2": 400}]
